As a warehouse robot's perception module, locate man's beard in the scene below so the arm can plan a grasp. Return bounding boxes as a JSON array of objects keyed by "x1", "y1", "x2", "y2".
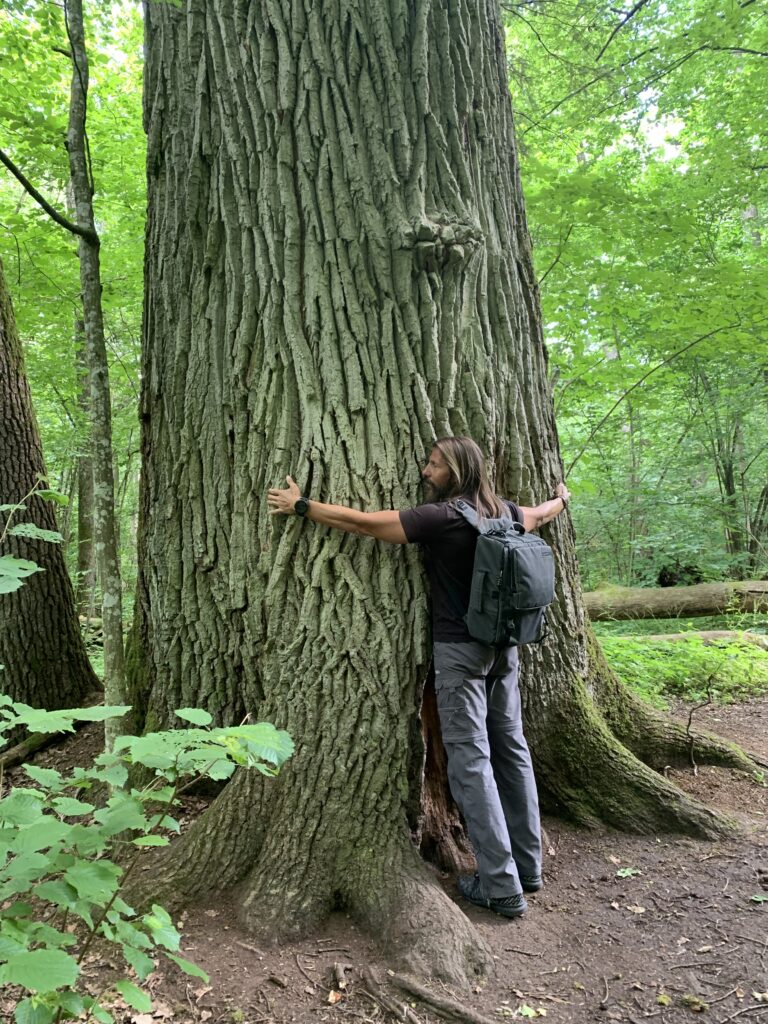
[{"x1": 422, "y1": 479, "x2": 450, "y2": 503}]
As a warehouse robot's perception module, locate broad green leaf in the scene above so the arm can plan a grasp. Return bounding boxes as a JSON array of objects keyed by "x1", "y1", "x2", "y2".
[
  {"x1": 175, "y1": 707, "x2": 213, "y2": 726},
  {"x1": 36, "y1": 490, "x2": 69, "y2": 507},
  {"x1": 14, "y1": 997, "x2": 56, "y2": 1024},
  {"x1": 0, "y1": 791, "x2": 45, "y2": 826},
  {"x1": 63, "y1": 859, "x2": 122, "y2": 904},
  {"x1": 0, "y1": 576, "x2": 24, "y2": 594},
  {"x1": 0, "y1": 947, "x2": 78, "y2": 992},
  {"x1": 33, "y1": 879, "x2": 78, "y2": 907},
  {"x1": 0, "y1": 503, "x2": 25, "y2": 512},
  {"x1": 121, "y1": 944, "x2": 155, "y2": 981},
  {"x1": 8, "y1": 523, "x2": 63, "y2": 544},
  {"x1": 22, "y1": 766, "x2": 64, "y2": 790},
  {"x1": 93, "y1": 797, "x2": 148, "y2": 836},
  {"x1": 143, "y1": 905, "x2": 179, "y2": 951},
  {"x1": 0, "y1": 555, "x2": 41, "y2": 579},
  {"x1": 13, "y1": 817, "x2": 71, "y2": 853},
  {"x1": 114, "y1": 978, "x2": 152, "y2": 1012},
  {"x1": 0, "y1": 933, "x2": 26, "y2": 958},
  {"x1": 165, "y1": 951, "x2": 209, "y2": 980},
  {"x1": 132, "y1": 835, "x2": 169, "y2": 847},
  {"x1": 50, "y1": 797, "x2": 95, "y2": 816}
]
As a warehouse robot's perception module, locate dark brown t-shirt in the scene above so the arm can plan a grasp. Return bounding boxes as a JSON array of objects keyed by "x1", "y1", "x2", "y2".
[{"x1": 399, "y1": 499, "x2": 523, "y2": 642}]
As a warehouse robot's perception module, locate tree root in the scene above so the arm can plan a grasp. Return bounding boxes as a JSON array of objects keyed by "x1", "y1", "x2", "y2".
[
  {"x1": 389, "y1": 971, "x2": 500, "y2": 1024},
  {"x1": 589, "y1": 636, "x2": 766, "y2": 774},
  {"x1": 531, "y1": 680, "x2": 739, "y2": 839}
]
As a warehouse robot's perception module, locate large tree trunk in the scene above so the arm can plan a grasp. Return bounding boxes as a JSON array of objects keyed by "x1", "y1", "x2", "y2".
[
  {"x1": 0, "y1": 256, "x2": 99, "y2": 709},
  {"x1": 131, "y1": 0, "x2": 742, "y2": 985},
  {"x1": 585, "y1": 581, "x2": 768, "y2": 621}
]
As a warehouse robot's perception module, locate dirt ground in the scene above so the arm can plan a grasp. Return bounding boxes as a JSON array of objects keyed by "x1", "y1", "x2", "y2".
[{"x1": 4, "y1": 699, "x2": 767, "y2": 1024}]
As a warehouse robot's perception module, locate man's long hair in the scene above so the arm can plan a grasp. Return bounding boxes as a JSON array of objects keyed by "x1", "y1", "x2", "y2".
[{"x1": 433, "y1": 436, "x2": 508, "y2": 518}]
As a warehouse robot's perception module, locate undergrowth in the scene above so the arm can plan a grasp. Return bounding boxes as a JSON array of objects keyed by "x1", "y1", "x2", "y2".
[{"x1": 600, "y1": 633, "x2": 768, "y2": 708}]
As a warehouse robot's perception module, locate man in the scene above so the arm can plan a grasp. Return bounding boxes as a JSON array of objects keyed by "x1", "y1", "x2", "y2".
[{"x1": 267, "y1": 436, "x2": 569, "y2": 919}]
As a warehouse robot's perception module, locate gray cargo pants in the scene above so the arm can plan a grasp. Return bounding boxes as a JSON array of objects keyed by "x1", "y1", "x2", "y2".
[{"x1": 433, "y1": 641, "x2": 541, "y2": 898}]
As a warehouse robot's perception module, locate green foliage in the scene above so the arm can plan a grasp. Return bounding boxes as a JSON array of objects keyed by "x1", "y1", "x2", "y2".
[
  {"x1": 599, "y1": 633, "x2": 768, "y2": 707},
  {"x1": 505, "y1": 1, "x2": 768, "y2": 585},
  {"x1": 0, "y1": 700, "x2": 294, "y2": 1022},
  {"x1": 0, "y1": 482, "x2": 68, "y2": 595}
]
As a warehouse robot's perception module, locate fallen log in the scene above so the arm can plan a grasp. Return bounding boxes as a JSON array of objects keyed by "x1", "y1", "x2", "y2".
[
  {"x1": 584, "y1": 581, "x2": 768, "y2": 622},
  {"x1": 642, "y1": 631, "x2": 768, "y2": 648}
]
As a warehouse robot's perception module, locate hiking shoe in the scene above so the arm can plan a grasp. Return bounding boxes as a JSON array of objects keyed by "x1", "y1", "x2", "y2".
[
  {"x1": 458, "y1": 874, "x2": 527, "y2": 918},
  {"x1": 520, "y1": 874, "x2": 543, "y2": 893}
]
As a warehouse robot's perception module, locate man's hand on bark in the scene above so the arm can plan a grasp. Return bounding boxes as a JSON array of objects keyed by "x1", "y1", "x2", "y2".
[{"x1": 267, "y1": 475, "x2": 301, "y2": 515}]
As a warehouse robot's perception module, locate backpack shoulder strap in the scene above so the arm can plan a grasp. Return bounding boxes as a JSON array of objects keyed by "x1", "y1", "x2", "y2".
[{"x1": 452, "y1": 499, "x2": 524, "y2": 536}]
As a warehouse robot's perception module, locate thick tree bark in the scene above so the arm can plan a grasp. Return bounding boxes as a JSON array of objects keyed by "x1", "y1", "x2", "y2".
[
  {"x1": 585, "y1": 581, "x2": 768, "y2": 621},
  {"x1": 0, "y1": 257, "x2": 99, "y2": 709},
  {"x1": 64, "y1": 0, "x2": 126, "y2": 744},
  {"x1": 131, "y1": 0, "x2": 740, "y2": 984}
]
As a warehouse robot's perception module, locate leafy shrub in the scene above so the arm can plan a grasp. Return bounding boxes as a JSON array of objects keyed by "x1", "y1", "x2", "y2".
[{"x1": 0, "y1": 700, "x2": 293, "y2": 1023}]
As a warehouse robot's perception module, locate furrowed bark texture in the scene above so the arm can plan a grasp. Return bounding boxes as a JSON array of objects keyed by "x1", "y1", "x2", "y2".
[
  {"x1": 134, "y1": 0, "x2": 736, "y2": 981},
  {"x1": 0, "y1": 257, "x2": 98, "y2": 708}
]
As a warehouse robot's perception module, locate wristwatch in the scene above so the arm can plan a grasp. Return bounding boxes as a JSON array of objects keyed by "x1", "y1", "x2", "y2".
[{"x1": 294, "y1": 496, "x2": 310, "y2": 518}]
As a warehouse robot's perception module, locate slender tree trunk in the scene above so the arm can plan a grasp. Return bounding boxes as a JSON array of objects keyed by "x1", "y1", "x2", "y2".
[
  {"x1": 130, "y1": 0, "x2": 742, "y2": 984},
  {"x1": 64, "y1": 0, "x2": 126, "y2": 742},
  {"x1": 0, "y1": 256, "x2": 99, "y2": 709},
  {"x1": 75, "y1": 336, "x2": 97, "y2": 619}
]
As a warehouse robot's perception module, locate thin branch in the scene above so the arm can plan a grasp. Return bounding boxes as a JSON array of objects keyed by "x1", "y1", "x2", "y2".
[
  {"x1": 565, "y1": 322, "x2": 750, "y2": 475},
  {"x1": 596, "y1": 0, "x2": 653, "y2": 62},
  {"x1": 0, "y1": 148, "x2": 97, "y2": 243},
  {"x1": 538, "y1": 223, "x2": 573, "y2": 287}
]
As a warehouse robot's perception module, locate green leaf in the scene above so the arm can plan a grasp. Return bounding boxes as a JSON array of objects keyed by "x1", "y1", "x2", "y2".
[
  {"x1": 13, "y1": 817, "x2": 71, "y2": 853},
  {"x1": 14, "y1": 997, "x2": 56, "y2": 1024},
  {"x1": 132, "y1": 835, "x2": 169, "y2": 847},
  {"x1": 33, "y1": 879, "x2": 78, "y2": 908},
  {"x1": 114, "y1": 978, "x2": 152, "y2": 1012},
  {"x1": 0, "y1": 933, "x2": 27, "y2": 958},
  {"x1": 22, "y1": 766, "x2": 64, "y2": 790},
  {"x1": 63, "y1": 859, "x2": 122, "y2": 904},
  {"x1": 0, "y1": 555, "x2": 42, "y2": 579},
  {"x1": 50, "y1": 797, "x2": 95, "y2": 816},
  {"x1": 0, "y1": 576, "x2": 24, "y2": 593},
  {"x1": 121, "y1": 944, "x2": 155, "y2": 981},
  {"x1": 36, "y1": 490, "x2": 69, "y2": 507},
  {"x1": 143, "y1": 904, "x2": 179, "y2": 951},
  {"x1": 750, "y1": 893, "x2": 768, "y2": 904},
  {"x1": 164, "y1": 951, "x2": 209, "y2": 981},
  {"x1": 0, "y1": 948, "x2": 79, "y2": 992},
  {"x1": 8, "y1": 523, "x2": 63, "y2": 544},
  {"x1": 0, "y1": 791, "x2": 45, "y2": 825},
  {"x1": 0, "y1": 503, "x2": 25, "y2": 512},
  {"x1": 175, "y1": 707, "x2": 213, "y2": 726},
  {"x1": 93, "y1": 796, "x2": 148, "y2": 836}
]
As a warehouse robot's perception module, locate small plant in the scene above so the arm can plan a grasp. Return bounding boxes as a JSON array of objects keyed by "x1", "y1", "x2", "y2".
[
  {"x1": 0, "y1": 479, "x2": 68, "y2": 596},
  {"x1": 615, "y1": 867, "x2": 641, "y2": 878},
  {"x1": 0, "y1": 699, "x2": 293, "y2": 1023}
]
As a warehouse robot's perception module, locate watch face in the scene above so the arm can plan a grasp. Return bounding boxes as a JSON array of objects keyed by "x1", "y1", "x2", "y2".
[{"x1": 294, "y1": 497, "x2": 309, "y2": 517}]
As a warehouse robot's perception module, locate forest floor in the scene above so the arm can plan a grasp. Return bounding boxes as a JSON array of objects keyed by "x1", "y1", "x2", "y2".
[{"x1": 5, "y1": 698, "x2": 767, "y2": 1024}]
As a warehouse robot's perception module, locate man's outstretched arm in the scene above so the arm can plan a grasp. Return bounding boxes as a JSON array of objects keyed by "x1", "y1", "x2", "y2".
[
  {"x1": 519, "y1": 482, "x2": 571, "y2": 531},
  {"x1": 267, "y1": 475, "x2": 408, "y2": 544}
]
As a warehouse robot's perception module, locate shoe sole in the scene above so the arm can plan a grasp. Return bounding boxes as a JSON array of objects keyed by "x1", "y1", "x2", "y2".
[{"x1": 462, "y1": 894, "x2": 528, "y2": 918}]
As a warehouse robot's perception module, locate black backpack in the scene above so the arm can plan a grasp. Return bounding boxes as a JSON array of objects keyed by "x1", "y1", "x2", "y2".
[{"x1": 453, "y1": 499, "x2": 556, "y2": 647}]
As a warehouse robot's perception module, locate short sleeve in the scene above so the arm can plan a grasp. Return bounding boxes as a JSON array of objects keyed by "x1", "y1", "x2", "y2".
[
  {"x1": 399, "y1": 503, "x2": 451, "y2": 544},
  {"x1": 505, "y1": 500, "x2": 523, "y2": 525}
]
